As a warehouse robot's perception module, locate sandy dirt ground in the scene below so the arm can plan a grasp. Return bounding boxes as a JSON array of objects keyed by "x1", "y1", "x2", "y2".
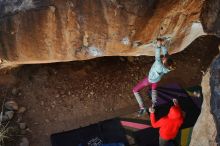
[{"x1": 0, "y1": 36, "x2": 219, "y2": 146}]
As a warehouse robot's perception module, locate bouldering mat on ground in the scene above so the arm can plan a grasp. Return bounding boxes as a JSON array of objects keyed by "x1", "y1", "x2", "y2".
[{"x1": 51, "y1": 118, "x2": 128, "y2": 146}]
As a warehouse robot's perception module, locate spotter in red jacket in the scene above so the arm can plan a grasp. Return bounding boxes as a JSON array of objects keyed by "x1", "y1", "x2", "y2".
[{"x1": 150, "y1": 105, "x2": 184, "y2": 140}]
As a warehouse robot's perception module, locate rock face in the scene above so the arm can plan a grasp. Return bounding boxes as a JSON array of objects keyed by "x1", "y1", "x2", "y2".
[
  {"x1": 210, "y1": 53, "x2": 220, "y2": 145},
  {"x1": 201, "y1": 0, "x2": 220, "y2": 36},
  {"x1": 0, "y1": 0, "x2": 50, "y2": 18},
  {"x1": 190, "y1": 54, "x2": 220, "y2": 146},
  {"x1": 0, "y1": 0, "x2": 208, "y2": 64}
]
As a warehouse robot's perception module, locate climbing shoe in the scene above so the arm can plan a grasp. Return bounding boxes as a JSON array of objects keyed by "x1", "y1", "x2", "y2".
[
  {"x1": 138, "y1": 107, "x2": 147, "y2": 117},
  {"x1": 151, "y1": 103, "x2": 156, "y2": 108}
]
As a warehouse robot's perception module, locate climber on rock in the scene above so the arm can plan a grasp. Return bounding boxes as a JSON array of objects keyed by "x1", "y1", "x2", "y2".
[
  {"x1": 149, "y1": 99, "x2": 184, "y2": 146},
  {"x1": 132, "y1": 38, "x2": 175, "y2": 116}
]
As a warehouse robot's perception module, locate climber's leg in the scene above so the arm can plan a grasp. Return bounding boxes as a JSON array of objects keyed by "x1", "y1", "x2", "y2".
[
  {"x1": 132, "y1": 77, "x2": 150, "y2": 116},
  {"x1": 151, "y1": 83, "x2": 158, "y2": 107},
  {"x1": 132, "y1": 77, "x2": 150, "y2": 107}
]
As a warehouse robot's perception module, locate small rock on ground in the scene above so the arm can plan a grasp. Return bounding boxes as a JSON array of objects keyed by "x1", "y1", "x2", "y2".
[
  {"x1": 20, "y1": 137, "x2": 29, "y2": 146},
  {"x1": 12, "y1": 88, "x2": 18, "y2": 95},
  {"x1": 5, "y1": 100, "x2": 19, "y2": 111},
  {"x1": 5, "y1": 111, "x2": 14, "y2": 119},
  {"x1": 19, "y1": 123, "x2": 26, "y2": 130}
]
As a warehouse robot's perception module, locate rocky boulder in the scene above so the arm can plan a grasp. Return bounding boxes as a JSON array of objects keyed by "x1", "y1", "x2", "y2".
[
  {"x1": 0, "y1": 0, "x2": 213, "y2": 64},
  {"x1": 190, "y1": 53, "x2": 220, "y2": 146}
]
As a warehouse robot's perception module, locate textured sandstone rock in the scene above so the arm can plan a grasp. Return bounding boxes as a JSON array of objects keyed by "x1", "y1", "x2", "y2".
[
  {"x1": 190, "y1": 54, "x2": 220, "y2": 146},
  {"x1": 0, "y1": 0, "x2": 206, "y2": 64},
  {"x1": 210, "y1": 54, "x2": 220, "y2": 145},
  {"x1": 201, "y1": 0, "x2": 220, "y2": 36}
]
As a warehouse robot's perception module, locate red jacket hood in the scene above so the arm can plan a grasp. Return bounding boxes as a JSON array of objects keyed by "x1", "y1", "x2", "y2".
[{"x1": 168, "y1": 106, "x2": 182, "y2": 119}]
